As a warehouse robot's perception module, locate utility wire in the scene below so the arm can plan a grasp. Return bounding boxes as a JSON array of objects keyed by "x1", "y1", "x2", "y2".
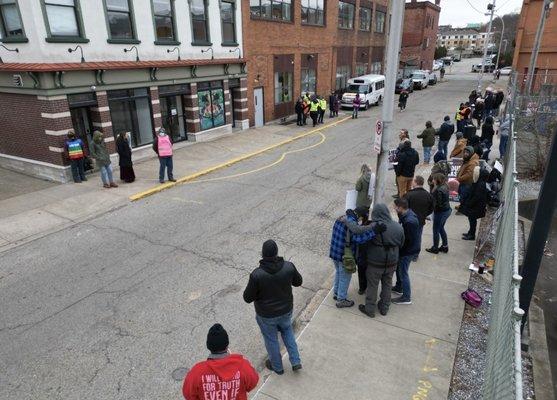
[{"x1": 464, "y1": 0, "x2": 487, "y2": 15}]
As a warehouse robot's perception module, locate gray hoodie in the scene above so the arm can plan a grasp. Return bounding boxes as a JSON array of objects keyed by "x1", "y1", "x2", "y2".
[{"x1": 346, "y1": 203, "x2": 405, "y2": 268}]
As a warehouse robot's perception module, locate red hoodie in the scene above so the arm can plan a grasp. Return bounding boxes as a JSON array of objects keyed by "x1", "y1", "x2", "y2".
[{"x1": 182, "y1": 354, "x2": 259, "y2": 400}]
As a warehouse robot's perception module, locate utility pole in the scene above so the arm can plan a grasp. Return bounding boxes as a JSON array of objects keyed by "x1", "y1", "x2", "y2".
[
  {"x1": 477, "y1": 0, "x2": 496, "y2": 92},
  {"x1": 519, "y1": 127, "x2": 557, "y2": 330},
  {"x1": 373, "y1": 0, "x2": 405, "y2": 203},
  {"x1": 525, "y1": 0, "x2": 554, "y2": 95},
  {"x1": 494, "y1": 15, "x2": 506, "y2": 69}
]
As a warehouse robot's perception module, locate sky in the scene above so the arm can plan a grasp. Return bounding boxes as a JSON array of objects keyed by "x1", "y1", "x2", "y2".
[{"x1": 438, "y1": 0, "x2": 524, "y2": 27}]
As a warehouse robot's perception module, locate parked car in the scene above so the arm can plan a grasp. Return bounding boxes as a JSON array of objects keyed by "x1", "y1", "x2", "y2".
[
  {"x1": 432, "y1": 61, "x2": 442, "y2": 71},
  {"x1": 425, "y1": 70, "x2": 437, "y2": 85},
  {"x1": 410, "y1": 70, "x2": 429, "y2": 90},
  {"x1": 499, "y1": 66, "x2": 512, "y2": 76},
  {"x1": 472, "y1": 63, "x2": 496, "y2": 73},
  {"x1": 395, "y1": 78, "x2": 414, "y2": 94},
  {"x1": 341, "y1": 74, "x2": 386, "y2": 109}
]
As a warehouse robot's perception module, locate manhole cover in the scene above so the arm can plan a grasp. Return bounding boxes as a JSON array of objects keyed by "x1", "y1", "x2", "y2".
[{"x1": 171, "y1": 367, "x2": 188, "y2": 382}]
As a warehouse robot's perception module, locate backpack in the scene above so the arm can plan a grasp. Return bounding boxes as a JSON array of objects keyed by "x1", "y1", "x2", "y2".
[
  {"x1": 461, "y1": 289, "x2": 482, "y2": 307},
  {"x1": 342, "y1": 229, "x2": 357, "y2": 274}
]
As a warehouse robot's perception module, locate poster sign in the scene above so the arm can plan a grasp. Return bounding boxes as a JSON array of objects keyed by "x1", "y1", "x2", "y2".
[
  {"x1": 171, "y1": 108, "x2": 177, "y2": 116},
  {"x1": 448, "y1": 158, "x2": 463, "y2": 178},
  {"x1": 345, "y1": 190, "x2": 357, "y2": 211},
  {"x1": 367, "y1": 173, "x2": 376, "y2": 201},
  {"x1": 374, "y1": 120, "x2": 383, "y2": 153}
]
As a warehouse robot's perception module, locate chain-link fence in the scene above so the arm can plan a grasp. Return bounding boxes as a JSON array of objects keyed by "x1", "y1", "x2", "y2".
[{"x1": 481, "y1": 75, "x2": 524, "y2": 399}]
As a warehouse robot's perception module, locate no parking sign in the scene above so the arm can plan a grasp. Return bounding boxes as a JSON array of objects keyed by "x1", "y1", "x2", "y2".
[{"x1": 374, "y1": 120, "x2": 383, "y2": 153}]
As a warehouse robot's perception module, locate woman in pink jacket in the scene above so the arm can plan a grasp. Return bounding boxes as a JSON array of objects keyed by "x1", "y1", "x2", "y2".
[{"x1": 153, "y1": 127, "x2": 175, "y2": 183}]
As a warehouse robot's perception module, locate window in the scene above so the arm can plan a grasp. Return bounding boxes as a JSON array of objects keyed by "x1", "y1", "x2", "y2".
[
  {"x1": 371, "y1": 62, "x2": 381, "y2": 74},
  {"x1": 104, "y1": 0, "x2": 136, "y2": 42},
  {"x1": 190, "y1": 0, "x2": 209, "y2": 44},
  {"x1": 108, "y1": 88, "x2": 154, "y2": 148},
  {"x1": 250, "y1": 0, "x2": 291, "y2": 21},
  {"x1": 42, "y1": 0, "x2": 86, "y2": 41},
  {"x1": 0, "y1": 0, "x2": 25, "y2": 41},
  {"x1": 198, "y1": 81, "x2": 225, "y2": 131},
  {"x1": 375, "y1": 10, "x2": 385, "y2": 33},
  {"x1": 338, "y1": 2, "x2": 354, "y2": 29},
  {"x1": 220, "y1": 0, "x2": 236, "y2": 45},
  {"x1": 301, "y1": 0, "x2": 324, "y2": 26},
  {"x1": 355, "y1": 63, "x2": 368, "y2": 76},
  {"x1": 152, "y1": 0, "x2": 176, "y2": 42},
  {"x1": 300, "y1": 67, "x2": 316, "y2": 94},
  {"x1": 274, "y1": 71, "x2": 292, "y2": 104},
  {"x1": 335, "y1": 65, "x2": 350, "y2": 90},
  {"x1": 359, "y1": 7, "x2": 371, "y2": 31}
]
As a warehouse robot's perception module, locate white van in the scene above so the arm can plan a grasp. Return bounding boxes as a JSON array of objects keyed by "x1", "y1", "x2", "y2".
[{"x1": 341, "y1": 74, "x2": 385, "y2": 109}]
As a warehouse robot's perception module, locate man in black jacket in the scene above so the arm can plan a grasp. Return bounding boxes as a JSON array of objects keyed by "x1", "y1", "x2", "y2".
[
  {"x1": 243, "y1": 240, "x2": 303, "y2": 375},
  {"x1": 437, "y1": 116, "x2": 455, "y2": 157},
  {"x1": 404, "y1": 175, "x2": 434, "y2": 260},
  {"x1": 395, "y1": 140, "x2": 420, "y2": 198}
]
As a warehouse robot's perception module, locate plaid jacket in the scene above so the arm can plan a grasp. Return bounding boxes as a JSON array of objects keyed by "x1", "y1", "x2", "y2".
[{"x1": 329, "y1": 216, "x2": 377, "y2": 262}]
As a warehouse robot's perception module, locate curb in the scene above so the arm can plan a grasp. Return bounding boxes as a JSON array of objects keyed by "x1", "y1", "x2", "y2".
[{"x1": 129, "y1": 117, "x2": 351, "y2": 201}]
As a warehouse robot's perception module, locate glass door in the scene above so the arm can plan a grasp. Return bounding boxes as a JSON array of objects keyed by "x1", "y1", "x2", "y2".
[
  {"x1": 160, "y1": 95, "x2": 187, "y2": 142},
  {"x1": 70, "y1": 107, "x2": 94, "y2": 152}
]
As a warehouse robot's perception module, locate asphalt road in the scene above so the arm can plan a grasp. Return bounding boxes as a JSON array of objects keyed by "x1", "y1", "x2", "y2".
[{"x1": 0, "y1": 61, "x2": 483, "y2": 400}]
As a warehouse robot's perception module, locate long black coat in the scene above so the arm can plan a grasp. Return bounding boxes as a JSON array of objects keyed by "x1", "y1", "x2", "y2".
[
  {"x1": 116, "y1": 136, "x2": 133, "y2": 167},
  {"x1": 462, "y1": 171, "x2": 489, "y2": 219}
]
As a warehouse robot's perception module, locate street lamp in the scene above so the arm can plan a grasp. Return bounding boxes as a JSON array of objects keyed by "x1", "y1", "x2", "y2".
[
  {"x1": 0, "y1": 44, "x2": 19, "y2": 63},
  {"x1": 123, "y1": 46, "x2": 140, "y2": 62},
  {"x1": 68, "y1": 45, "x2": 85, "y2": 63}
]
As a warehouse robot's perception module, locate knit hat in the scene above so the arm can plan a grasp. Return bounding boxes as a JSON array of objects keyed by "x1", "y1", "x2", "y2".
[
  {"x1": 464, "y1": 146, "x2": 474, "y2": 155},
  {"x1": 433, "y1": 151, "x2": 446, "y2": 163},
  {"x1": 206, "y1": 323, "x2": 229, "y2": 353},
  {"x1": 354, "y1": 206, "x2": 369, "y2": 219},
  {"x1": 262, "y1": 240, "x2": 278, "y2": 258},
  {"x1": 456, "y1": 132, "x2": 464, "y2": 139},
  {"x1": 444, "y1": 115, "x2": 450, "y2": 121}
]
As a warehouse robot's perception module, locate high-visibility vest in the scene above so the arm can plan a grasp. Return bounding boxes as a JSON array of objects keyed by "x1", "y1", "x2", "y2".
[
  {"x1": 319, "y1": 99, "x2": 327, "y2": 110},
  {"x1": 310, "y1": 101, "x2": 319, "y2": 112}
]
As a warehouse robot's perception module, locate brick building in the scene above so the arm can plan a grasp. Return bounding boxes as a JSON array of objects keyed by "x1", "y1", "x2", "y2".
[
  {"x1": 513, "y1": 0, "x2": 557, "y2": 88},
  {"x1": 242, "y1": 0, "x2": 389, "y2": 127},
  {"x1": 0, "y1": 0, "x2": 248, "y2": 182},
  {"x1": 400, "y1": 0, "x2": 441, "y2": 75}
]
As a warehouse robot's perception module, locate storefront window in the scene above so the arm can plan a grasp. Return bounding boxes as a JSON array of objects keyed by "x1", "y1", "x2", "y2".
[
  {"x1": 359, "y1": 7, "x2": 371, "y2": 31},
  {"x1": 375, "y1": 10, "x2": 385, "y2": 33},
  {"x1": 108, "y1": 88, "x2": 154, "y2": 148},
  {"x1": 301, "y1": 0, "x2": 324, "y2": 26},
  {"x1": 198, "y1": 81, "x2": 225, "y2": 131},
  {"x1": 274, "y1": 71, "x2": 292, "y2": 104},
  {"x1": 335, "y1": 65, "x2": 351, "y2": 90},
  {"x1": 105, "y1": 0, "x2": 135, "y2": 40},
  {"x1": 0, "y1": 0, "x2": 25, "y2": 39},
  {"x1": 371, "y1": 62, "x2": 382, "y2": 74},
  {"x1": 300, "y1": 67, "x2": 316, "y2": 94},
  {"x1": 338, "y1": 1, "x2": 354, "y2": 29},
  {"x1": 250, "y1": 0, "x2": 291, "y2": 21},
  {"x1": 159, "y1": 84, "x2": 189, "y2": 142}
]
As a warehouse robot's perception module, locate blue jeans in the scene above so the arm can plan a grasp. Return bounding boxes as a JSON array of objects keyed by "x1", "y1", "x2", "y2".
[
  {"x1": 159, "y1": 156, "x2": 173, "y2": 181},
  {"x1": 99, "y1": 164, "x2": 113, "y2": 185},
  {"x1": 395, "y1": 255, "x2": 413, "y2": 301},
  {"x1": 438, "y1": 140, "x2": 449, "y2": 157},
  {"x1": 423, "y1": 147, "x2": 432, "y2": 163},
  {"x1": 416, "y1": 224, "x2": 424, "y2": 257},
  {"x1": 70, "y1": 158, "x2": 86, "y2": 182},
  {"x1": 256, "y1": 311, "x2": 301, "y2": 372},
  {"x1": 352, "y1": 106, "x2": 359, "y2": 118},
  {"x1": 333, "y1": 260, "x2": 352, "y2": 301},
  {"x1": 499, "y1": 135, "x2": 509, "y2": 158},
  {"x1": 433, "y1": 209, "x2": 452, "y2": 248}
]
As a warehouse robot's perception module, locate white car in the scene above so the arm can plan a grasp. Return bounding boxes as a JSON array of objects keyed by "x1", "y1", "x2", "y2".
[
  {"x1": 499, "y1": 67, "x2": 512, "y2": 76},
  {"x1": 411, "y1": 70, "x2": 429, "y2": 90},
  {"x1": 432, "y1": 61, "x2": 442, "y2": 71}
]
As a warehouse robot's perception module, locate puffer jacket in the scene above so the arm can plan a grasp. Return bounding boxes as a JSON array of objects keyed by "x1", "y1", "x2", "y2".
[
  {"x1": 395, "y1": 141, "x2": 420, "y2": 178},
  {"x1": 432, "y1": 183, "x2": 451, "y2": 212}
]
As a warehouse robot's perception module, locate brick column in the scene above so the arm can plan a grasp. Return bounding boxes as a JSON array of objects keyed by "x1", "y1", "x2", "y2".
[
  {"x1": 223, "y1": 80, "x2": 231, "y2": 125},
  {"x1": 91, "y1": 91, "x2": 115, "y2": 153},
  {"x1": 184, "y1": 82, "x2": 201, "y2": 135},
  {"x1": 233, "y1": 78, "x2": 249, "y2": 130},
  {"x1": 39, "y1": 95, "x2": 74, "y2": 166},
  {"x1": 150, "y1": 86, "x2": 162, "y2": 134}
]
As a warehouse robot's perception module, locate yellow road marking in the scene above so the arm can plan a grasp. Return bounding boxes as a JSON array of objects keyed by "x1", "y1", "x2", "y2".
[{"x1": 129, "y1": 117, "x2": 351, "y2": 201}]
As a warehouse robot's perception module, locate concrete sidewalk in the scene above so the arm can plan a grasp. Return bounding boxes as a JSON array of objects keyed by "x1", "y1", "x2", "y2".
[
  {"x1": 0, "y1": 118, "x2": 348, "y2": 252},
  {"x1": 252, "y1": 164, "x2": 473, "y2": 400}
]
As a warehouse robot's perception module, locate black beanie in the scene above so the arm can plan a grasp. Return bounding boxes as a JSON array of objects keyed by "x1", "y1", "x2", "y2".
[
  {"x1": 206, "y1": 323, "x2": 229, "y2": 353},
  {"x1": 262, "y1": 240, "x2": 278, "y2": 258}
]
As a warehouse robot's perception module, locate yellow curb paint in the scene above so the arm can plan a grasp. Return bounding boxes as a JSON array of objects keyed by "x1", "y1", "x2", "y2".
[{"x1": 129, "y1": 117, "x2": 351, "y2": 201}]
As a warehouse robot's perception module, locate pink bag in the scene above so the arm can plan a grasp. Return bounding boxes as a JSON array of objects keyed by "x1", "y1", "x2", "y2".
[{"x1": 461, "y1": 289, "x2": 483, "y2": 307}]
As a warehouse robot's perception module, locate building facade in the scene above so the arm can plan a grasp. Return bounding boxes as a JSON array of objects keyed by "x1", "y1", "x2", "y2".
[
  {"x1": 513, "y1": 0, "x2": 557, "y2": 88},
  {"x1": 0, "y1": 0, "x2": 248, "y2": 182},
  {"x1": 400, "y1": 0, "x2": 441, "y2": 74},
  {"x1": 242, "y1": 0, "x2": 389, "y2": 127},
  {"x1": 436, "y1": 27, "x2": 489, "y2": 52}
]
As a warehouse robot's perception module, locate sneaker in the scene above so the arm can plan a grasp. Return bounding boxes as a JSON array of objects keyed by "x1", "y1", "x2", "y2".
[
  {"x1": 103, "y1": 184, "x2": 110, "y2": 189},
  {"x1": 377, "y1": 301, "x2": 388, "y2": 316},
  {"x1": 81, "y1": 177, "x2": 88, "y2": 181},
  {"x1": 265, "y1": 359, "x2": 284, "y2": 375},
  {"x1": 439, "y1": 245, "x2": 449, "y2": 253},
  {"x1": 109, "y1": 182, "x2": 118, "y2": 188},
  {"x1": 168, "y1": 178, "x2": 177, "y2": 182},
  {"x1": 159, "y1": 180, "x2": 165, "y2": 184},
  {"x1": 392, "y1": 286, "x2": 403, "y2": 295},
  {"x1": 336, "y1": 299, "x2": 355, "y2": 308},
  {"x1": 425, "y1": 247, "x2": 439, "y2": 254},
  {"x1": 358, "y1": 304, "x2": 375, "y2": 318},
  {"x1": 292, "y1": 364, "x2": 303, "y2": 372},
  {"x1": 462, "y1": 234, "x2": 476, "y2": 241},
  {"x1": 392, "y1": 297, "x2": 412, "y2": 305}
]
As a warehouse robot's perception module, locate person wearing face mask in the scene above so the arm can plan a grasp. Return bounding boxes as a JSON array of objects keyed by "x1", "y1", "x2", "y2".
[
  {"x1": 153, "y1": 127, "x2": 175, "y2": 184},
  {"x1": 90, "y1": 130, "x2": 118, "y2": 189}
]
